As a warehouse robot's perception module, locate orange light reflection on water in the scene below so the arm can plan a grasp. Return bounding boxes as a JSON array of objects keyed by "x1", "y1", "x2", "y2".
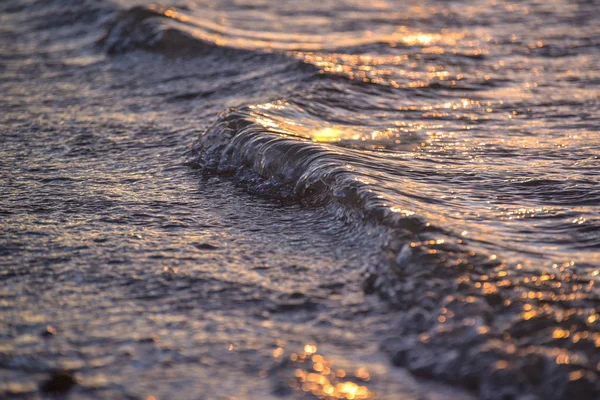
[{"x1": 287, "y1": 344, "x2": 375, "y2": 399}]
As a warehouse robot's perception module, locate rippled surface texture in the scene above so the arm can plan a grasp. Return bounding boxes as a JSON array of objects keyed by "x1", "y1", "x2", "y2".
[{"x1": 2, "y1": 0, "x2": 600, "y2": 399}]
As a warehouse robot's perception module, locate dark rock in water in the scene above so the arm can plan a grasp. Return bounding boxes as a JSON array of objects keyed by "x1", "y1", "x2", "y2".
[
  {"x1": 40, "y1": 371, "x2": 77, "y2": 394},
  {"x1": 138, "y1": 335, "x2": 158, "y2": 343},
  {"x1": 318, "y1": 281, "x2": 345, "y2": 292},
  {"x1": 194, "y1": 242, "x2": 219, "y2": 250},
  {"x1": 41, "y1": 325, "x2": 57, "y2": 337}
]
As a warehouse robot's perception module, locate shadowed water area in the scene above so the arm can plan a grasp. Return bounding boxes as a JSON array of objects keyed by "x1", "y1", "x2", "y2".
[{"x1": 1, "y1": 0, "x2": 599, "y2": 399}]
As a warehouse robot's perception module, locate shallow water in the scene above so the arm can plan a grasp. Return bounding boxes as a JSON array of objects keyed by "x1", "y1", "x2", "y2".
[{"x1": 1, "y1": 0, "x2": 599, "y2": 399}]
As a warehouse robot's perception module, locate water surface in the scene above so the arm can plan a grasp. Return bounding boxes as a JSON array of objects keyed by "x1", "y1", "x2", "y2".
[{"x1": 1, "y1": 0, "x2": 599, "y2": 398}]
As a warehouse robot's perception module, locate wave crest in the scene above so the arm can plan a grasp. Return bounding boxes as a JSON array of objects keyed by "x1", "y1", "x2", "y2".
[{"x1": 190, "y1": 107, "x2": 600, "y2": 399}]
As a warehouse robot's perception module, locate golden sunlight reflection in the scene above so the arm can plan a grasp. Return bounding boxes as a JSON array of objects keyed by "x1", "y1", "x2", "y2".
[
  {"x1": 248, "y1": 101, "x2": 421, "y2": 150},
  {"x1": 311, "y1": 127, "x2": 352, "y2": 143},
  {"x1": 156, "y1": 4, "x2": 463, "y2": 53},
  {"x1": 287, "y1": 343, "x2": 375, "y2": 399}
]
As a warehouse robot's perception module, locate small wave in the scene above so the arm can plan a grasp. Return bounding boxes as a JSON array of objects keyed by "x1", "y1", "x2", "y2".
[
  {"x1": 98, "y1": 5, "x2": 479, "y2": 91},
  {"x1": 99, "y1": 5, "x2": 396, "y2": 57},
  {"x1": 103, "y1": 4, "x2": 452, "y2": 53},
  {"x1": 98, "y1": 5, "x2": 233, "y2": 56},
  {"x1": 189, "y1": 107, "x2": 430, "y2": 229},
  {"x1": 189, "y1": 107, "x2": 600, "y2": 399}
]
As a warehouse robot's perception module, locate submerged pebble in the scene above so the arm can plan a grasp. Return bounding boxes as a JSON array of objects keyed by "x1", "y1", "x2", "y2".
[{"x1": 40, "y1": 372, "x2": 77, "y2": 394}]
